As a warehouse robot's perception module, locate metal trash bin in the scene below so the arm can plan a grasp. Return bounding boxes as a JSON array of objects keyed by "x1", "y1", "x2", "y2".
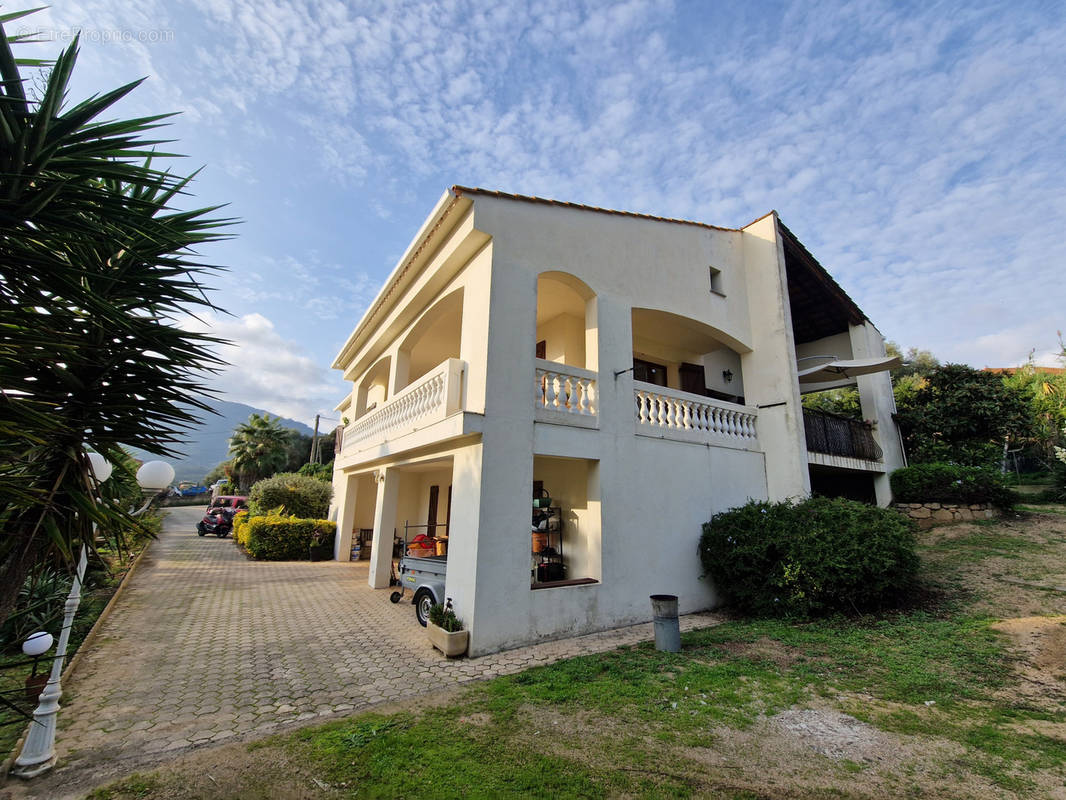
[{"x1": 650, "y1": 594, "x2": 681, "y2": 652}]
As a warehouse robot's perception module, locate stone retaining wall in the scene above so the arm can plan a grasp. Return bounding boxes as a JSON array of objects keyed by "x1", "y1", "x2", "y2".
[{"x1": 893, "y1": 502, "x2": 997, "y2": 529}]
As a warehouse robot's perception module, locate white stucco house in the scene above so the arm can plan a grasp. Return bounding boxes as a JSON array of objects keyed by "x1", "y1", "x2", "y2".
[{"x1": 329, "y1": 187, "x2": 906, "y2": 656}]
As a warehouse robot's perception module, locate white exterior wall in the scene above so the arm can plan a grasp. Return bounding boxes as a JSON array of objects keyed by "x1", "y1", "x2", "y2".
[
  {"x1": 331, "y1": 190, "x2": 902, "y2": 656},
  {"x1": 449, "y1": 197, "x2": 774, "y2": 655}
]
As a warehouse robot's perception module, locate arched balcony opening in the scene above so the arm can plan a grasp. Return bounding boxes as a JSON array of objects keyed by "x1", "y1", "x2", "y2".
[
  {"x1": 395, "y1": 288, "x2": 464, "y2": 394},
  {"x1": 355, "y1": 355, "x2": 390, "y2": 419},
  {"x1": 630, "y1": 308, "x2": 744, "y2": 402},
  {"x1": 629, "y1": 308, "x2": 758, "y2": 448},
  {"x1": 535, "y1": 272, "x2": 597, "y2": 371},
  {"x1": 534, "y1": 272, "x2": 599, "y2": 421}
]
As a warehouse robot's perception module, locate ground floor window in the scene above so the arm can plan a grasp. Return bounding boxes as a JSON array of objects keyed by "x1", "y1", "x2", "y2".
[{"x1": 531, "y1": 455, "x2": 601, "y2": 589}]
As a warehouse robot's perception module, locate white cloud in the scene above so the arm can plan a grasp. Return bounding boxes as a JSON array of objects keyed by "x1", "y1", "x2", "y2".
[
  {"x1": 20, "y1": 0, "x2": 1066, "y2": 373},
  {"x1": 180, "y1": 312, "x2": 346, "y2": 425}
]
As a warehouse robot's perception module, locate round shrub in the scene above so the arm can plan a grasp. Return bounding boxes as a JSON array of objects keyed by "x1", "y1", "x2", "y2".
[
  {"x1": 244, "y1": 515, "x2": 336, "y2": 561},
  {"x1": 248, "y1": 472, "x2": 333, "y2": 519},
  {"x1": 699, "y1": 497, "x2": 919, "y2": 617},
  {"x1": 889, "y1": 463, "x2": 1015, "y2": 508}
]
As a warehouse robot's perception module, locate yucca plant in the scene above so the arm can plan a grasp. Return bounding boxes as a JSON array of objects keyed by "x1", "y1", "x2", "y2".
[{"x1": 0, "y1": 11, "x2": 235, "y2": 625}]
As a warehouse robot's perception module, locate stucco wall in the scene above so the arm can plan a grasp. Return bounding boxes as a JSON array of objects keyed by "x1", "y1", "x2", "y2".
[{"x1": 332, "y1": 192, "x2": 900, "y2": 656}]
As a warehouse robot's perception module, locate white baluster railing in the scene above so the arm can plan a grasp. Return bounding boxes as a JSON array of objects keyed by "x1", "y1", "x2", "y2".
[
  {"x1": 344, "y1": 358, "x2": 465, "y2": 452},
  {"x1": 534, "y1": 359, "x2": 598, "y2": 421},
  {"x1": 633, "y1": 381, "x2": 758, "y2": 448}
]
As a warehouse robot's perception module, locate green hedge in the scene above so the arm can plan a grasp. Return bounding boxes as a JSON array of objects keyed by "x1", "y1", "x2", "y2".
[
  {"x1": 699, "y1": 497, "x2": 919, "y2": 617},
  {"x1": 244, "y1": 515, "x2": 336, "y2": 561},
  {"x1": 889, "y1": 463, "x2": 1015, "y2": 508},
  {"x1": 248, "y1": 472, "x2": 333, "y2": 519}
]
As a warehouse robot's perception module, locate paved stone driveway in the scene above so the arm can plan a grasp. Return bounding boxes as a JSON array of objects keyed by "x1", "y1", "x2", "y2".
[{"x1": 18, "y1": 506, "x2": 721, "y2": 794}]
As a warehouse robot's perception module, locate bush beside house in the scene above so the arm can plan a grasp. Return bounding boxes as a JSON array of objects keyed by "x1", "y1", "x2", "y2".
[
  {"x1": 248, "y1": 472, "x2": 333, "y2": 519},
  {"x1": 890, "y1": 463, "x2": 1015, "y2": 509},
  {"x1": 699, "y1": 497, "x2": 919, "y2": 617},
  {"x1": 243, "y1": 515, "x2": 336, "y2": 561}
]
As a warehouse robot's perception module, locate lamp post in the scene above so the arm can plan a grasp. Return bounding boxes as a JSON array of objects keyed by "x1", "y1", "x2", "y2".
[{"x1": 13, "y1": 455, "x2": 174, "y2": 779}]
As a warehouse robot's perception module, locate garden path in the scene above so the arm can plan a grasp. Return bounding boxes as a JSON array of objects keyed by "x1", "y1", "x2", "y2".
[{"x1": 9, "y1": 506, "x2": 721, "y2": 798}]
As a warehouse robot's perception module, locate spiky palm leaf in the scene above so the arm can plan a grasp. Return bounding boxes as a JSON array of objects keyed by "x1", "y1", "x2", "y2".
[
  {"x1": 0, "y1": 16, "x2": 236, "y2": 623},
  {"x1": 228, "y1": 414, "x2": 293, "y2": 490}
]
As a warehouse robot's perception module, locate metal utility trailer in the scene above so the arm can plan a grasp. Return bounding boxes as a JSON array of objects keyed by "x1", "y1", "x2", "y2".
[{"x1": 388, "y1": 522, "x2": 448, "y2": 626}]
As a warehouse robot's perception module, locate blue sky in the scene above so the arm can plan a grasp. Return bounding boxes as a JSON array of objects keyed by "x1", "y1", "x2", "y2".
[{"x1": 16, "y1": 0, "x2": 1066, "y2": 425}]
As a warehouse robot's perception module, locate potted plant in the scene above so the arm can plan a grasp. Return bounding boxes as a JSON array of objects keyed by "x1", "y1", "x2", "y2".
[
  {"x1": 427, "y1": 598, "x2": 468, "y2": 658},
  {"x1": 308, "y1": 525, "x2": 335, "y2": 562}
]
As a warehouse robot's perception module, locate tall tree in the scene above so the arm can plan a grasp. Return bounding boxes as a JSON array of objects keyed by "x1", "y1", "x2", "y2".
[
  {"x1": 0, "y1": 15, "x2": 232, "y2": 624},
  {"x1": 895, "y1": 364, "x2": 1031, "y2": 467},
  {"x1": 228, "y1": 414, "x2": 292, "y2": 489}
]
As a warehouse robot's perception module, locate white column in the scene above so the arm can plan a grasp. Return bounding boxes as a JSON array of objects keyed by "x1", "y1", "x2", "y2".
[
  {"x1": 850, "y1": 321, "x2": 906, "y2": 506},
  {"x1": 741, "y1": 212, "x2": 810, "y2": 502},
  {"x1": 368, "y1": 469, "x2": 399, "y2": 589},
  {"x1": 333, "y1": 472, "x2": 359, "y2": 561}
]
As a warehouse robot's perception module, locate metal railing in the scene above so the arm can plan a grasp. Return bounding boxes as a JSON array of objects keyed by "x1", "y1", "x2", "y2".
[{"x1": 803, "y1": 409, "x2": 882, "y2": 461}]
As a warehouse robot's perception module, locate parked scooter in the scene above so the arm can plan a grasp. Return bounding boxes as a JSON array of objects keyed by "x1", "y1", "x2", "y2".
[{"x1": 196, "y1": 496, "x2": 247, "y2": 538}]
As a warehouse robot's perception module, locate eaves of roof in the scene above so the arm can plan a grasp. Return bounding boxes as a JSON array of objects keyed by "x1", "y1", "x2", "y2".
[{"x1": 451, "y1": 185, "x2": 741, "y2": 232}]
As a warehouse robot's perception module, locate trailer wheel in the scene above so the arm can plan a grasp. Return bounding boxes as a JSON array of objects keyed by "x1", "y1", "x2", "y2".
[
  {"x1": 389, "y1": 592, "x2": 402, "y2": 604},
  {"x1": 413, "y1": 588, "x2": 435, "y2": 627}
]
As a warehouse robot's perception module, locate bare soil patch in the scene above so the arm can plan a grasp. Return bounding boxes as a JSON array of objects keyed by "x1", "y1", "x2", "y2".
[
  {"x1": 920, "y1": 510, "x2": 1066, "y2": 617},
  {"x1": 717, "y1": 635, "x2": 807, "y2": 668},
  {"x1": 991, "y1": 615, "x2": 1066, "y2": 710}
]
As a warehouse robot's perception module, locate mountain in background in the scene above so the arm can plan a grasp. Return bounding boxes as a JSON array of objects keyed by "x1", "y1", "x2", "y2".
[{"x1": 130, "y1": 400, "x2": 314, "y2": 483}]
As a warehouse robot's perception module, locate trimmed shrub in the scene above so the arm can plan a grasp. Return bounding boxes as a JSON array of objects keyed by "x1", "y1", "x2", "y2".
[
  {"x1": 890, "y1": 463, "x2": 1015, "y2": 508},
  {"x1": 244, "y1": 515, "x2": 336, "y2": 561},
  {"x1": 248, "y1": 472, "x2": 333, "y2": 519},
  {"x1": 699, "y1": 497, "x2": 919, "y2": 617},
  {"x1": 232, "y1": 510, "x2": 251, "y2": 547}
]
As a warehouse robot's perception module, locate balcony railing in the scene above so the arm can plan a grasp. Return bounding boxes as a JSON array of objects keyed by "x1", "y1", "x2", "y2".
[
  {"x1": 343, "y1": 358, "x2": 465, "y2": 453},
  {"x1": 534, "y1": 359, "x2": 598, "y2": 421},
  {"x1": 634, "y1": 382, "x2": 758, "y2": 448},
  {"x1": 803, "y1": 409, "x2": 882, "y2": 461}
]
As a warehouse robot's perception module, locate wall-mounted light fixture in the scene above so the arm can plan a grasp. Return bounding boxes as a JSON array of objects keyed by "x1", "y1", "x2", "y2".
[{"x1": 722, "y1": 369, "x2": 734, "y2": 383}]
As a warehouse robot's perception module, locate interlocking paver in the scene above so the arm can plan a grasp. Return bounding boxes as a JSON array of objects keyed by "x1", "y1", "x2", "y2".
[{"x1": 19, "y1": 505, "x2": 722, "y2": 796}]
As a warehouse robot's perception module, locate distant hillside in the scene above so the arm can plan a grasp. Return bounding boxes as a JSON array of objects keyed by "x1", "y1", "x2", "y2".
[{"x1": 130, "y1": 400, "x2": 313, "y2": 483}]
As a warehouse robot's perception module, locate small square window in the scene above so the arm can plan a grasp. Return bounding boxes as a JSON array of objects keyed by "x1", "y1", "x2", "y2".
[{"x1": 709, "y1": 266, "x2": 725, "y2": 296}]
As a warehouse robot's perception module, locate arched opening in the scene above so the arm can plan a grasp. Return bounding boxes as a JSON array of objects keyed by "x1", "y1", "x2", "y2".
[
  {"x1": 395, "y1": 288, "x2": 464, "y2": 393},
  {"x1": 535, "y1": 272, "x2": 597, "y2": 371},
  {"x1": 630, "y1": 308, "x2": 746, "y2": 403},
  {"x1": 355, "y1": 355, "x2": 390, "y2": 418}
]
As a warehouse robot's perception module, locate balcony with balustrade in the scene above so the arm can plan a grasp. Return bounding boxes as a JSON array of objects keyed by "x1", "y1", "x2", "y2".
[
  {"x1": 337, "y1": 358, "x2": 469, "y2": 464},
  {"x1": 634, "y1": 382, "x2": 758, "y2": 449}
]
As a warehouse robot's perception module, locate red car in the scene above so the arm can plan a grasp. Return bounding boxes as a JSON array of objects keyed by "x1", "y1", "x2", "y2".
[{"x1": 196, "y1": 495, "x2": 248, "y2": 538}]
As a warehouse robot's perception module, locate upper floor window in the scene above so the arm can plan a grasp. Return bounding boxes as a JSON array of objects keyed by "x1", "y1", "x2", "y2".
[{"x1": 709, "y1": 266, "x2": 725, "y2": 296}]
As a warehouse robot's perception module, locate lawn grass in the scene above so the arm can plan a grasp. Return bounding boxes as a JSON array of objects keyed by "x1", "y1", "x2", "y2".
[
  {"x1": 230, "y1": 610, "x2": 1044, "y2": 797},
  {"x1": 89, "y1": 509, "x2": 1066, "y2": 799}
]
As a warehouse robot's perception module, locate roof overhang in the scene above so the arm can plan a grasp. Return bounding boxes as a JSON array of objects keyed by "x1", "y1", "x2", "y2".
[
  {"x1": 331, "y1": 189, "x2": 470, "y2": 371},
  {"x1": 778, "y1": 220, "x2": 867, "y2": 344}
]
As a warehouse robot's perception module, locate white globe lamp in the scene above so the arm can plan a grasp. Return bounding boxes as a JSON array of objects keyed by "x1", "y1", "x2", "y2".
[
  {"x1": 22, "y1": 632, "x2": 54, "y2": 658},
  {"x1": 137, "y1": 460, "x2": 175, "y2": 492},
  {"x1": 86, "y1": 452, "x2": 113, "y2": 485}
]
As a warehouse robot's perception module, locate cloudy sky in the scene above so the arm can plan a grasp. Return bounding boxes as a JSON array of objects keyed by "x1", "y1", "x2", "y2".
[{"x1": 15, "y1": 0, "x2": 1066, "y2": 425}]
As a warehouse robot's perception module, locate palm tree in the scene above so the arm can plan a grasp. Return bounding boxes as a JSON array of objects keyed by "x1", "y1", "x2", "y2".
[
  {"x1": 228, "y1": 414, "x2": 292, "y2": 489},
  {"x1": 0, "y1": 12, "x2": 234, "y2": 624}
]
